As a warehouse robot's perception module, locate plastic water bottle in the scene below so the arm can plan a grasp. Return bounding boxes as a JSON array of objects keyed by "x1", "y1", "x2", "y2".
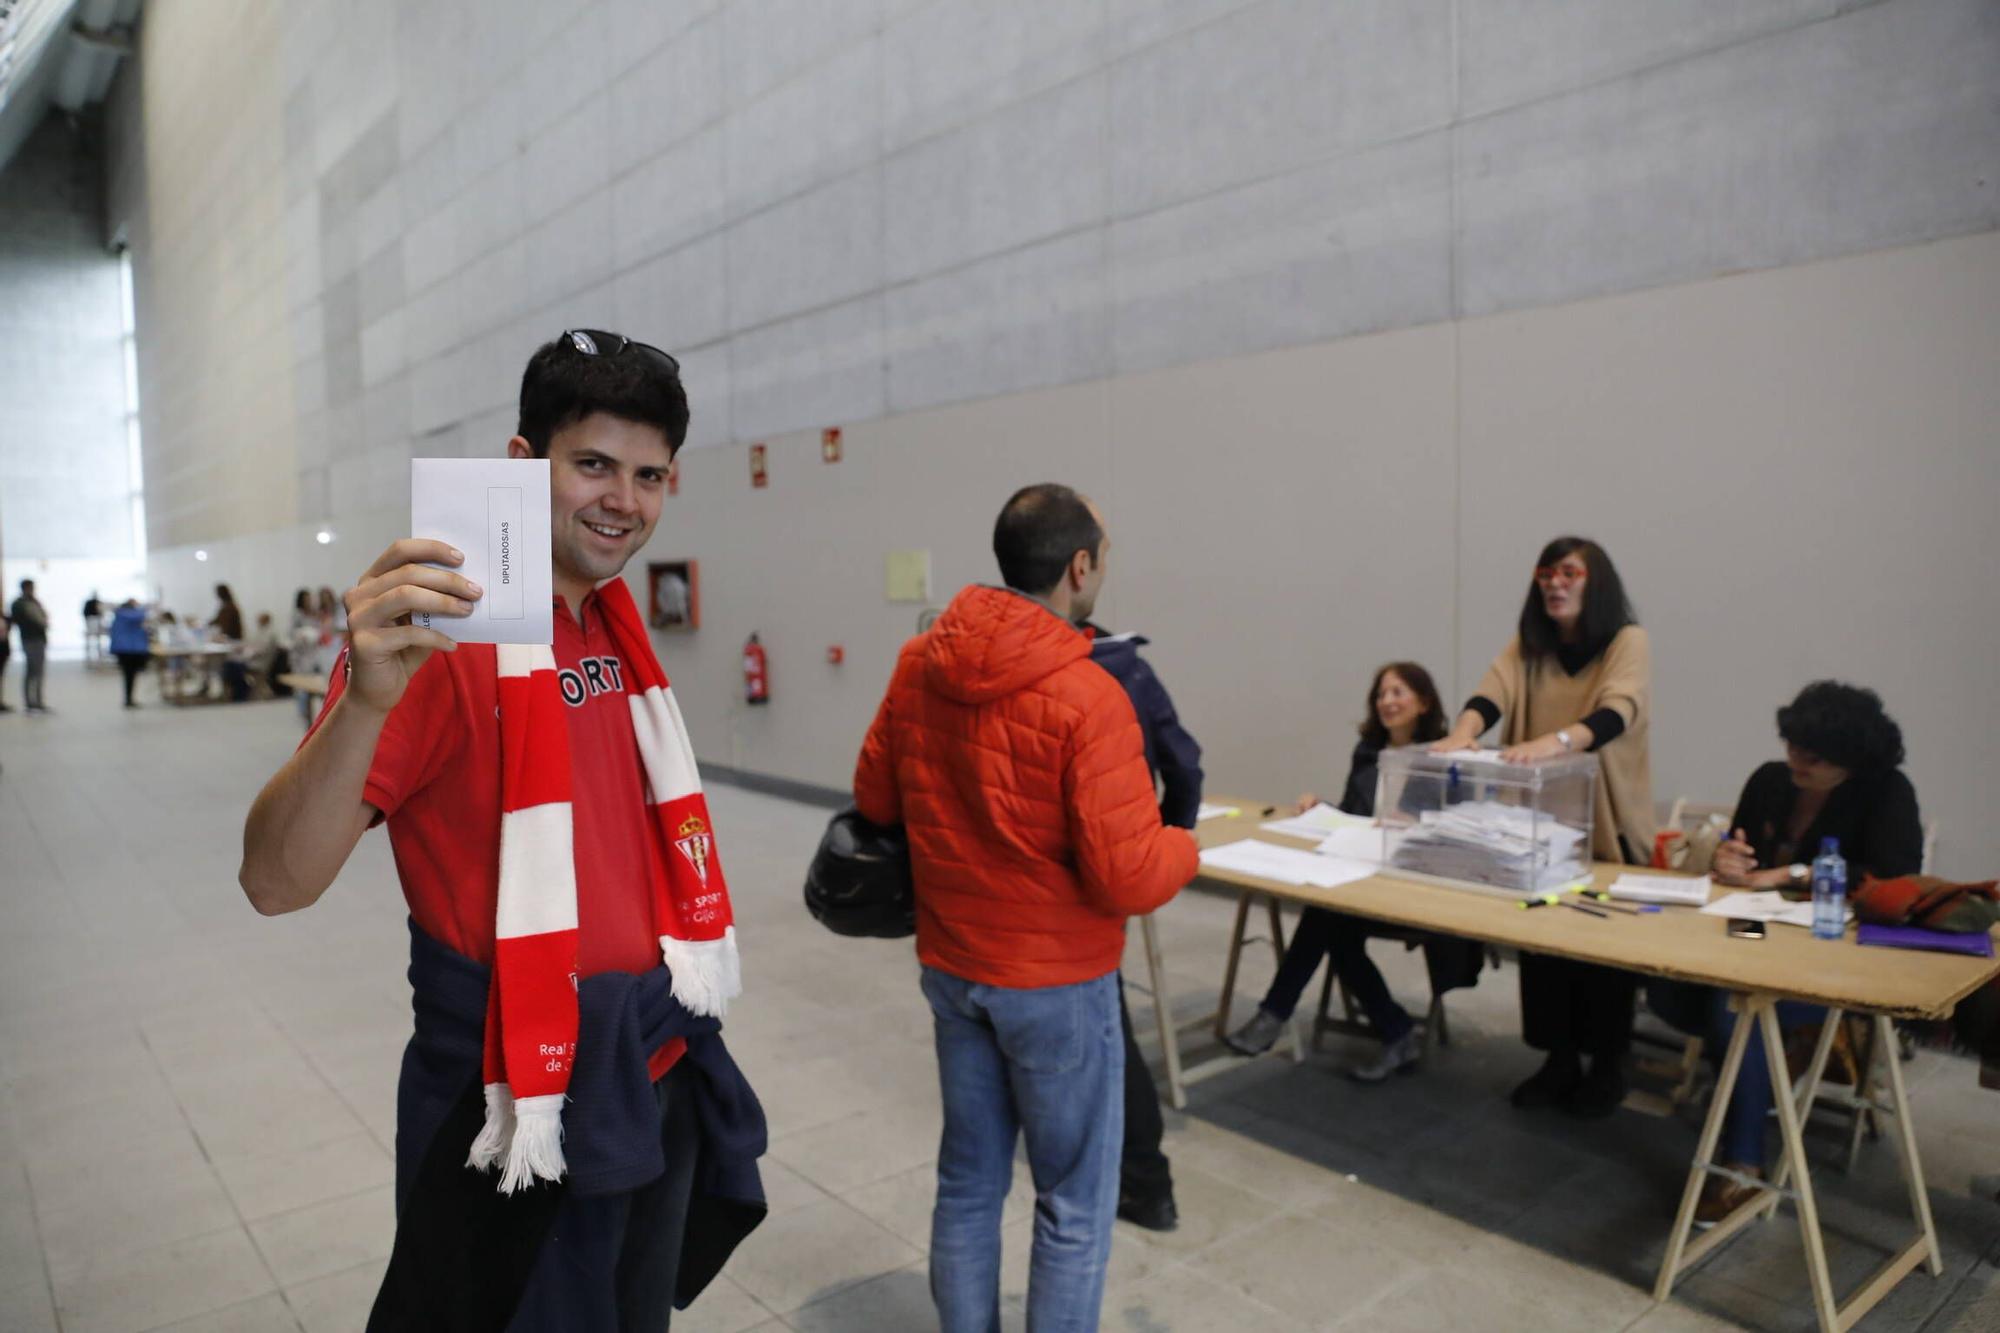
[{"x1": 1811, "y1": 837, "x2": 1848, "y2": 941}]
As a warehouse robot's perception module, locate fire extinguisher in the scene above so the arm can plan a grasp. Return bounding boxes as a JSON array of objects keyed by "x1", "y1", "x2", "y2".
[{"x1": 743, "y1": 633, "x2": 769, "y2": 705}]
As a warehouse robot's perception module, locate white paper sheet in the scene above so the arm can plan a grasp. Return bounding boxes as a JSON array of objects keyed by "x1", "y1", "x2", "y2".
[
  {"x1": 1196, "y1": 803, "x2": 1241, "y2": 822},
  {"x1": 1315, "y1": 825, "x2": 1399, "y2": 863},
  {"x1": 1699, "y1": 890, "x2": 1820, "y2": 930},
  {"x1": 1199, "y1": 839, "x2": 1378, "y2": 890},
  {"x1": 411, "y1": 458, "x2": 554, "y2": 645},
  {"x1": 1260, "y1": 803, "x2": 1371, "y2": 841},
  {"x1": 1607, "y1": 873, "x2": 1712, "y2": 907}
]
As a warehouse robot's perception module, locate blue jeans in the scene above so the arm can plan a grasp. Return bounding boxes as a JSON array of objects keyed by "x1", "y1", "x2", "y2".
[
  {"x1": 1648, "y1": 981, "x2": 1825, "y2": 1167},
  {"x1": 922, "y1": 966, "x2": 1123, "y2": 1333}
]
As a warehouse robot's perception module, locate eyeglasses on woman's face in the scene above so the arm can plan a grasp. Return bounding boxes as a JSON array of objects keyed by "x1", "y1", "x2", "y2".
[{"x1": 1534, "y1": 560, "x2": 1587, "y2": 586}]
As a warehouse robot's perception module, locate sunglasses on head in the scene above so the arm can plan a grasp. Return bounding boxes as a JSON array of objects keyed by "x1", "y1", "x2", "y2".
[{"x1": 560, "y1": 329, "x2": 681, "y2": 376}]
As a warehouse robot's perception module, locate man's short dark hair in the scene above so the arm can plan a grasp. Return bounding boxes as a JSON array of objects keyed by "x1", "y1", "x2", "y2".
[
  {"x1": 993, "y1": 484, "x2": 1102, "y2": 595},
  {"x1": 1777, "y1": 681, "x2": 1906, "y2": 773},
  {"x1": 517, "y1": 331, "x2": 690, "y2": 456}
]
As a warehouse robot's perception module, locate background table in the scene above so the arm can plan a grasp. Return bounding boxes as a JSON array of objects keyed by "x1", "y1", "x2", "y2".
[
  {"x1": 1185, "y1": 798, "x2": 1999, "y2": 1332},
  {"x1": 150, "y1": 643, "x2": 234, "y2": 704}
]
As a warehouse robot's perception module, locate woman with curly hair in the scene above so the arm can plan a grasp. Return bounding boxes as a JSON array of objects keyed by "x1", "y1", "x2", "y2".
[
  {"x1": 1710, "y1": 681, "x2": 1921, "y2": 890},
  {"x1": 1671, "y1": 681, "x2": 1923, "y2": 1226}
]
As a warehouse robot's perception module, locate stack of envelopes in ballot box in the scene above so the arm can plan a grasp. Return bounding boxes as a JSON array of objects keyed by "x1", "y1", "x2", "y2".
[{"x1": 1375, "y1": 748, "x2": 1597, "y2": 895}]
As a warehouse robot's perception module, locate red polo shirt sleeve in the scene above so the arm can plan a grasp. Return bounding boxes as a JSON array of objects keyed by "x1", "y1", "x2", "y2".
[{"x1": 304, "y1": 645, "x2": 459, "y2": 819}]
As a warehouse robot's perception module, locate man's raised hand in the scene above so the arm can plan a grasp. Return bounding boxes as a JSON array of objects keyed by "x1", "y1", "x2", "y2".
[{"x1": 341, "y1": 539, "x2": 481, "y2": 716}]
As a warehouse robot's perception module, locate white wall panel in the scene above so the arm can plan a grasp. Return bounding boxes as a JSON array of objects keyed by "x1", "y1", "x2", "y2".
[{"x1": 98, "y1": 0, "x2": 2000, "y2": 881}]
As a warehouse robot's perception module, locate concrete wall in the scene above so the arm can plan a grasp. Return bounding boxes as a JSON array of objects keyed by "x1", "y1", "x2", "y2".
[
  {"x1": 103, "y1": 0, "x2": 2000, "y2": 872},
  {"x1": 0, "y1": 111, "x2": 141, "y2": 654},
  {"x1": 102, "y1": 0, "x2": 295, "y2": 554}
]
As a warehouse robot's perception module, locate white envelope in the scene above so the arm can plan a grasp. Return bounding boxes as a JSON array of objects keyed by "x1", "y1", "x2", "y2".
[{"x1": 410, "y1": 458, "x2": 555, "y2": 645}]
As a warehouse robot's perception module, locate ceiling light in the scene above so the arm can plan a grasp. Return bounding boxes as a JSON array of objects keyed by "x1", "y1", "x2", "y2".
[
  {"x1": 315, "y1": 530, "x2": 334, "y2": 545},
  {"x1": 194, "y1": 550, "x2": 208, "y2": 561}
]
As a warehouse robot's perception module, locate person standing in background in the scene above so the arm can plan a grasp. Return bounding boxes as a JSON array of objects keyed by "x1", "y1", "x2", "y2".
[
  {"x1": 1084, "y1": 620, "x2": 1204, "y2": 1233},
  {"x1": 10, "y1": 580, "x2": 51, "y2": 714},
  {"x1": 1432, "y1": 537, "x2": 1655, "y2": 1117},
  {"x1": 288, "y1": 589, "x2": 322, "y2": 722},
  {"x1": 83, "y1": 591, "x2": 106, "y2": 661},
  {"x1": 287, "y1": 588, "x2": 316, "y2": 644},
  {"x1": 212, "y1": 586, "x2": 250, "y2": 701},
  {"x1": 0, "y1": 603, "x2": 13, "y2": 713},
  {"x1": 314, "y1": 585, "x2": 344, "y2": 634},
  {"x1": 211, "y1": 584, "x2": 245, "y2": 641},
  {"x1": 110, "y1": 598, "x2": 152, "y2": 708}
]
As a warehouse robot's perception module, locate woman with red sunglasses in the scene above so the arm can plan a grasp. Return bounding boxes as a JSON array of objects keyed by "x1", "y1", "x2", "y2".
[{"x1": 1432, "y1": 536, "x2": 1656, "y2": 1118}]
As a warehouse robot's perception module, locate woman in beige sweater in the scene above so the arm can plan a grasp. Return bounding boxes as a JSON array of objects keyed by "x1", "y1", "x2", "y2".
[{"x1": 1434, "y1": 536, "x2": 1655, "y2": 1118}]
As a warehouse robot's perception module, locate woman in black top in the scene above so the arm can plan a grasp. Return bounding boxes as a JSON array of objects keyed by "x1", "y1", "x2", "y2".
[
  {"x1": 1224, "y1": 663, "x2": 1483, "y2": 1081},
  {"x1": 1663, "y1": 681, "x2": 1922, "y2": 1226},
  {"x1": 1711, "y1": 683, "x2": 1921, "y2": 889}
]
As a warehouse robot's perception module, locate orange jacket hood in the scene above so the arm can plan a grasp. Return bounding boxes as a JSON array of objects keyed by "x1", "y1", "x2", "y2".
[{"x1": 923, "y1": 585, "x2": 1088, "y2": 705}]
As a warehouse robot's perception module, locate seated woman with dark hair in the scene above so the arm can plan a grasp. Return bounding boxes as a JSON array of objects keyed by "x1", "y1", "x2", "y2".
[
  {"x1": 1654, "y1": 680, "x2": 1922, "y2": 1226},
  {"x1": 1224, "y1": 663, "x2": 1483, "y2": 1082},
  {"x1": 1712, "y1": 681, "x2": 1919, "y2": 890}
]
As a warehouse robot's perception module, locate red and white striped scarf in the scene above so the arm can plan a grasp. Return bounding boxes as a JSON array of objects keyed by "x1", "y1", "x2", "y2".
[{"x1": 465, "y1": 577, "x2": 739, "y2": 1193}]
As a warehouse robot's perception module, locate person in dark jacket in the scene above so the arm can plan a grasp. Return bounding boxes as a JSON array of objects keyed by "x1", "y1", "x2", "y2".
[
  {"x1": 1225, "y1": 663, "x2": 1483, "y2": 1081},
  {"x1": 1652, "y1": 681, "x2": 1923, "y2": 1226},
  {"x1": 1085, "y1": 624, "x2": 1204, "y2": 1233},
  {"x1": 10, "y1": 579, "x2": 50, "y2": 712},
  {"x1": 0, "y1": 604, "x2": 12, "y2": 713}
]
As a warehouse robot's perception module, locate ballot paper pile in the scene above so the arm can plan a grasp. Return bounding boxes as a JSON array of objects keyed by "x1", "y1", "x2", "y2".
[{"x1": 1388, "y1": 799, "x2": 1589, "y2": 893}]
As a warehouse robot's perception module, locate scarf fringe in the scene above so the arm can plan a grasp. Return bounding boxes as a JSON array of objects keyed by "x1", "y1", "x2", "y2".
[
  {"x1": 466, "y1": 1082, "x2": 515, "y2": 1173},
  {"x1": 659, "y1": 926, "x2": 741, "y2": 1018},
  {"x1": 497, "y1": 1093, "x2": 568, "y2": 1194}
]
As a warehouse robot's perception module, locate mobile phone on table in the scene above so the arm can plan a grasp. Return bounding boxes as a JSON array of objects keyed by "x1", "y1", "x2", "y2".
[{"x1": 1726, "y1": 917, "x2": 1765, "y2": 940}]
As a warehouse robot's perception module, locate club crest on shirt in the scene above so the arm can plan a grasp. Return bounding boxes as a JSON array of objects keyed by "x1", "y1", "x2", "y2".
[{"x1": 674, "y1": 814, "x2": 713, "y2": 887}]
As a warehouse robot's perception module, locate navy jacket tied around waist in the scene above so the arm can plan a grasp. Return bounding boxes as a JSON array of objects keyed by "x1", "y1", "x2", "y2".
[{"x1": 372, "y1": 920, "x2": 766, "y2": 1331}]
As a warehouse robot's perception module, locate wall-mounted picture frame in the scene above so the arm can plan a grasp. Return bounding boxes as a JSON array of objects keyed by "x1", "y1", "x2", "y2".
[{"x1": 648, "y1": 559, "x2": 699, "y2": 631}]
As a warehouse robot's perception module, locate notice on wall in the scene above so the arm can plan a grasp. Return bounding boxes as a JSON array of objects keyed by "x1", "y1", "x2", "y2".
[
  {"x1": 410, "y1": 458, "x2": 554, "y2": 645},
  {"x1": 885, "y1": 549, "x2": 931, "y2": 603}
]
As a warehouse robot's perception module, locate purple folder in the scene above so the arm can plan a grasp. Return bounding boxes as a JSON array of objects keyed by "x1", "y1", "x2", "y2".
[{"x1": 1856, "y1": 923, "x2": 1995, "y2": 958}]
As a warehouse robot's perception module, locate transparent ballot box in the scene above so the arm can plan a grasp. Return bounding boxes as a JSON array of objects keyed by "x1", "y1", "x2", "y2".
[{"x1": 1374, "y1": 749, "x2": 1598, "y2": 895}]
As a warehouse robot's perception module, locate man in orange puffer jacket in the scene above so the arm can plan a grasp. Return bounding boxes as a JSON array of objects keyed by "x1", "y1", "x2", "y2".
[{"x1": 854, "y1": 483, "x2": 1198, "y2": 1332}]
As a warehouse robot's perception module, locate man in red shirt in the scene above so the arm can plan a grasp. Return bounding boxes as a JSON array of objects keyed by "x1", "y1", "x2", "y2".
[{"x1": 241, "y1": 331, "x2": 758, "y2": 1329}]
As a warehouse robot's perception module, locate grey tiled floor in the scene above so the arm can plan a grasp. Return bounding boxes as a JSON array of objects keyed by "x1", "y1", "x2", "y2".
[{"x1": 2, "y1": 661, "x2": 1996, "y2": 1331}]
